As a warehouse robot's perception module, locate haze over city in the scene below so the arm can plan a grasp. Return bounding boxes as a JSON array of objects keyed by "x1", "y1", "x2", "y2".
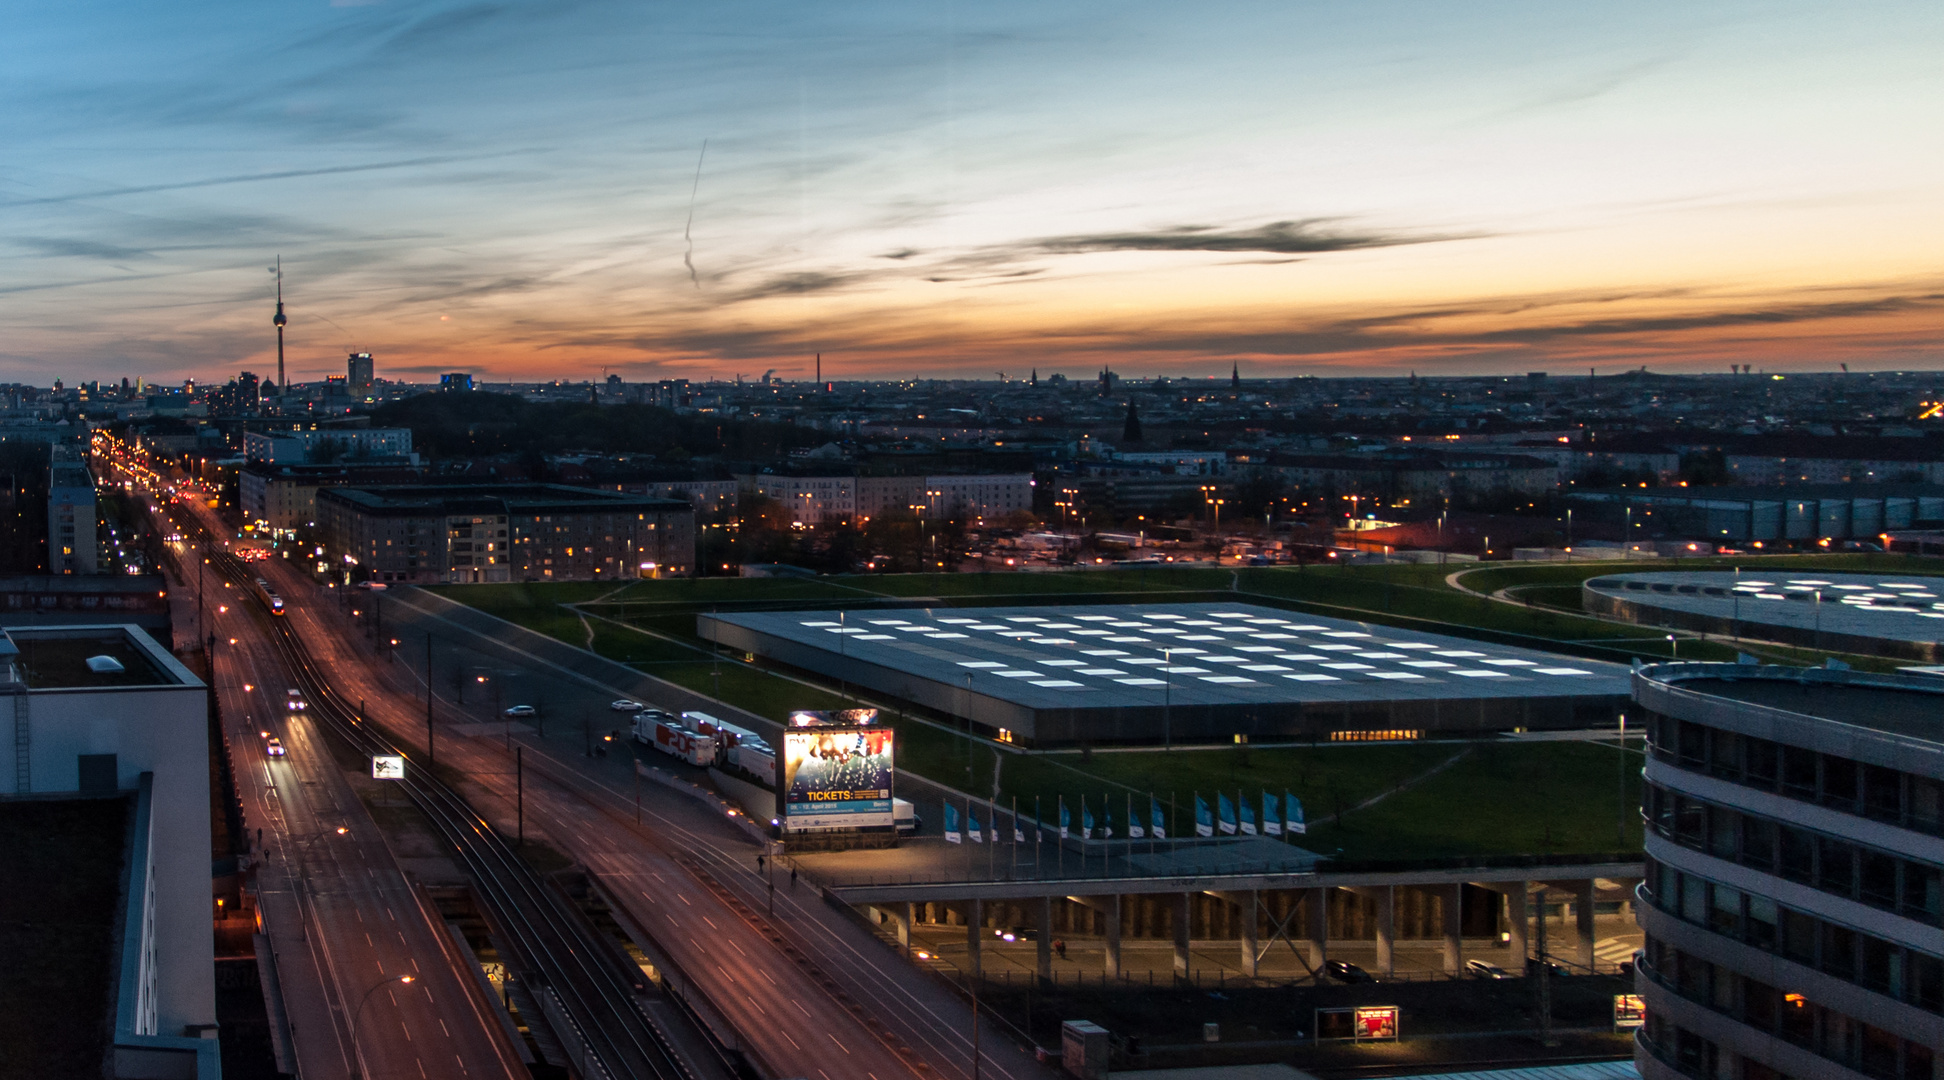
[{"x1": 7, "y1": 0, "x2": 1944, "y2": 384}]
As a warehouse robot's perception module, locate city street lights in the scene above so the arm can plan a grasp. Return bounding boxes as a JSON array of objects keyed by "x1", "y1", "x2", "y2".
[{"x1": 349, "y1": 973, "x2": 417, "y2": 1079}]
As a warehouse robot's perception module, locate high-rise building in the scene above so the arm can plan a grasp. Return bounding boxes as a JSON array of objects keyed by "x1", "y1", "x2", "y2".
[
  {"x1": 347, "y1": 352, "x2": 374, "y2": 388},
  {"x1": 47, "y1": 446, "x2": 96, "y2": 575},
  {"x1": 1634, "y1": 662, "x2": 1942, "y2": 1080},
  {"x1": 439, "y1": 372, "x2": 473, "y2": 393}
]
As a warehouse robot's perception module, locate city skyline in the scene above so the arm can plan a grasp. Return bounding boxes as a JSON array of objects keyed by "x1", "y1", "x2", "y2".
[{"x1": 5, "y1": 1, "x2": 1943, "y2": 384}]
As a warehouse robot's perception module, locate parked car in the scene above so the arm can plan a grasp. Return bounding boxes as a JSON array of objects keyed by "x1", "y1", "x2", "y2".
[
  {"x1": 1324, "y1": 960, "x2": 1375, "y2": 984},
  {"x1": 503, "y1": 705, "x2": 538, "y2": 718},
  {"x1": 266, "y1": 737, "x2": 286, "y2": 758},
  {"x1": 1466, "y1": 959, "x2": 1512, "y2": 979},
  {"x1": 609, "y1": 699, "x2": 646, "y2": 713},
  {"x1": 1527, "y1": 957, "x2": 1567, "y2": 978}
]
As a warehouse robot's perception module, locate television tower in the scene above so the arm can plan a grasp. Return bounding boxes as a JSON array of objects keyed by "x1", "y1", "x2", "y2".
[{"x1": 272, "y1": 256, "x2": 287, "y2": 396}]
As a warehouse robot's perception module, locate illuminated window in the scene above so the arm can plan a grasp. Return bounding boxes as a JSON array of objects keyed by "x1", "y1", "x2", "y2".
[{"x1": 1329, "y1": 729, "x2": 1422, "y2": 742}]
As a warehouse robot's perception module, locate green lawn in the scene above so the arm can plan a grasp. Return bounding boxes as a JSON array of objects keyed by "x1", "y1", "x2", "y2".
[{"x1": 426, "y1": 554, "x2": 1944, "y2": 862}]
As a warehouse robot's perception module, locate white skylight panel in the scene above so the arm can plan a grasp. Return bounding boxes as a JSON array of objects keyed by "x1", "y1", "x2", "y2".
[
  {"x1": 1116, "y1": 677, "x2": 1167, "y2": 686},
  {"x1": 1435, "y1": 650, "x2": 1486, "y2": 658},
  {"x1": 1321, "y1": 631, "x2": 1371, "y2": 638},
  {"x1": 1534, "y1": 667, "x2": 1592, "y2": 675},
  {"x1": 1401, "y1": 660, "x2": 1455, "y2": 668},
  {"x1": 1482, "y1": 658, "x2": 1536, "y2": 667},
  {"x1": 1451, "y1": 669, "x2": 1511, "y2": 678},
  {"x1": 1082, "y1": 649, "x2": 1129, "y2": 656},
  {"x1": 1367, "y1": 671, "x2": 1425, "y2": 680},
  {"x1": 1241, "y1": 663, "x2": 1291, "y2": 672},
  {"x1": 1006, "y1": 616, "x2": 1049, "y2": 623},
  {"x1": 1320, "y1": 662, "x2": 1372, "y2": 670},
  {"x1": 1356, "y1": 652, "x2": 1408, "y2": 659},
  {"x1": 1031, "y1": 680, "x2": 1085, "y2": 688},
  {"x1": 1284, "y1": 673, "x2": 1340, "y2": 682},
  {"x1": 1076, "y1": 668, "x2": 1126, "y2": 676},
  {"x1": 1039, "y1": 659, "x2": 1084, "y2": 667},
  {"x1": 1200, "y1": 675, "x2": 1253, "y2": 684},
  {"x1": 958, "y1": 661, "x2": 1006, "y2": 668}
]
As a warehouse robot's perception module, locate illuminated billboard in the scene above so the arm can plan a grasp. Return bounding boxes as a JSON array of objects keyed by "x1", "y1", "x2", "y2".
[{"x1": 780, "y1": 726, "x2": 894, "y2": 829}]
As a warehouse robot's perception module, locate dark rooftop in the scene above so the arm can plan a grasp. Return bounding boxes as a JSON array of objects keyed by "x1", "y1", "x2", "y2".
[
  {"x1": 318, "y1": 482, "x2": 689, "y2": 515},
  {"x1": 0, "y1": 795, "x2": 131, "y2": 1079},
  {"x1": 7, "y1": 627, "x2": 179, "y2": 689},
  {"x1": 1658, "y1": 667, "x2": 1944, "y2": 746}
]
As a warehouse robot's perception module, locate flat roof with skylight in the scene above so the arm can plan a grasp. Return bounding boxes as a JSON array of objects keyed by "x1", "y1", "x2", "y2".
[
  {"x1": 1584, "y1": 570, "x2": 1944, "y2": 662},
  {"x1": 700, "y1": 602, "x2": 1631, "y2": 746}
]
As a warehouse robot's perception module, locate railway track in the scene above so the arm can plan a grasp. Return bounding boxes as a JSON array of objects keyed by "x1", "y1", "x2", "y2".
[{"x1": 203, "y1": 537, "x2": 716, "y2": 1080}]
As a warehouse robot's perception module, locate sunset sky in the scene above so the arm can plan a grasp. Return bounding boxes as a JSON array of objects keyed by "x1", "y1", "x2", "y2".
[{"x1": 4, "y1": 0, "x2": 1943, "y2": 385}]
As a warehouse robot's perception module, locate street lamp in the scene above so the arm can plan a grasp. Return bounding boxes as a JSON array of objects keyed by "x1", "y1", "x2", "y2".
[{"x1": 349, "y1": 974, "x2": 417, "y2": 1079}]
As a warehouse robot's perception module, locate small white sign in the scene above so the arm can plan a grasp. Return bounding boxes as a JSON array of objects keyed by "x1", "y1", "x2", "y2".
[{"x1": 371, "y1": 755, "x2": 406, "y2": 780}]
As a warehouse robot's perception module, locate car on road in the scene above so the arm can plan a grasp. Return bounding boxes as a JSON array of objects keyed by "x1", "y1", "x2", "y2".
[
  {"x1": 1323, "y1": 960, "x2": 1375, "y2": 984},
  {"x1": 1526, "y1": 957, "x2": 1567, "y2": 978},
  {"x1": 503, "y1": 705, "x2": 538, "y2": 718},
  {"x1": 609, "y1": 699, "x2": 645, "y2": 713},
  {"x1": 1466, "y1": 959, "x2": 1512, "y2": 979},
  {"x1": 266, "y1": 737, "x2": 286, "y2": 758}
]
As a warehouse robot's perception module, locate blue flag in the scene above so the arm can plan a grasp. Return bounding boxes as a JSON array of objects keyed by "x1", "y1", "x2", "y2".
[
  {"x1": 1194, "y1": 793, "x2": 1214, "y2": 837},
  {"x1": 1286, "y1": 791, "x2": 1307, "y2": 836},
  {"x1": 1126, "y1": 796, "x2": 1143, "y2": 839},
  {"x1": 1058, "y1": 799, "x2": 1070, "y2": 840},
  {"x1": 968, "y1": 805, "x2": 982, "y2": 843},
  {"x1": 1238, "y1": 791, "x2": 1257, "y2": 836},
  {"x1": 1217, "y1": 792, "x2": 1238, "y2": 835},
  {"x1": 944, "y1": 802, "x2": 962, "y2": 844},
  {"x1": 1082, "y1": 799, "x2": 1095, "y2": 840},
  {"x1": 1151, "y1": 797, "x2": 1166, "y2": 839},
  {"x1": 1262, "y1": 791, "x2": 1282, "y2": 836}
]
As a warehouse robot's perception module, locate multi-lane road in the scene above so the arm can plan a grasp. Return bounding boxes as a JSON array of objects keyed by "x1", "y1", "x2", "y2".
[
  {"x1": 201, "y1": 551, "x2": 528, "y2": 1080},
  {"x1": 107, "y1": 442, "x2": 1048, "y2": 1080}
]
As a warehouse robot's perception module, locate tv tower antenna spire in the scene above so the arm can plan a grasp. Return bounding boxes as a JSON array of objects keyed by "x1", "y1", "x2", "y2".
[{"x1": 272, "y1": 256, "x2": 287, "y2": 397}]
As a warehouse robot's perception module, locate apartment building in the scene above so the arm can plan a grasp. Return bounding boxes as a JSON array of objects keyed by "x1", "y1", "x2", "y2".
[
  {"x1": 242, "y1": 426, "x2": 414, "y2": 465},
  {"x1": 316, "y1": 484, "x2": 695, "y2": 583},
  {"x1": 739, "y1": 472, "x2": 1032, "y2": 525},
  {"x1": 48, "y1": 447, "x2": 96, "y2": 575},
  {"x1": 1634, "y1": 662, "x2": 1942, "y2": 1080}
]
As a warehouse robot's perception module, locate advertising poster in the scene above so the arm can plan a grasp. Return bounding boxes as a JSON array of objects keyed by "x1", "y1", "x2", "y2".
[
  {"x1": 1352, "y1": 1006, "x2": 1400, "y2": 1041},
  {"x1": 781, "y1": 726, "x2": 894, "y2": 829},
  {"x1": 371, "y1": 755, "x2": 405, "y2": 780}
]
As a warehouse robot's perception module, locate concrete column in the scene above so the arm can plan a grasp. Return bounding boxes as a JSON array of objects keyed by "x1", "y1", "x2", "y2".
[
  {"x1": 894, "y1": 902, "x2": 913, "y2": 950},
  {"x1": 1035, "y1": 896, "x2": 1053, "y2": 982},
  {"x1": 1575, "y1": 879, "x2": 1597, "y2": 971},
  {"x1": 1103, "y1": 896, "x2": 1122, "y2": 978},
  {"x1": 1172, "y1": 894, "x2": 1191, "y2": 978},
  {"x1": 1506, "y1": 883, "x2": 1529, "y2": 967},
  {"x1": 1305, "y1": 887, "x2": 1328, "y2": 970},
  {"x1": 964, "y1": 899, "x2": 984, "y2": 979},
  {"x1": 1237, "y1": 890, "x2": 1259, "y2": 977},
  {"x1": 1374, "y1": 886, "x2": 1395, "y2": 977},
  {"x1": 1441, "y1": 883, "x2": 1462, "y2": 974}
]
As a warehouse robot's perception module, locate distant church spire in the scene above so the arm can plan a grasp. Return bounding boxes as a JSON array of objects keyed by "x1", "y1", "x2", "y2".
[{"x1": 1231, "y1": 361, "x2": 1240, "y2": 390}]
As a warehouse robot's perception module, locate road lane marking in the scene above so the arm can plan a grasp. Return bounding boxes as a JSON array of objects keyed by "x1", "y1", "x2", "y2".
[{"x1": 828, "y1": 1033, "x2": 850, "y2": 1054}]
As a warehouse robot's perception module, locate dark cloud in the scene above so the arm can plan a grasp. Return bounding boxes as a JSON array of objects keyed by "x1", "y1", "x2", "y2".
[
  {"x1": 1113, "y1": 289, "x2": 1944, "y2": 358},
  {"x1": 878, "y1": 248, "x2": 921, "y2": 260},
  {"x1": 726, "y1": 270, "x2": 872, "y2": 302},
  {"x1": 0, "y1": 156, "x2": 494, "y2": 209},
  {"x1": 11, "y1": 237, "x2": 156, "y2": 261},
  {"x1": 1029, "y1": 218, "x2": 1474, "y2": 256}
]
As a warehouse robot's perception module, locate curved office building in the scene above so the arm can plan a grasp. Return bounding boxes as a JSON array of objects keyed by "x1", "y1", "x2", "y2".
[{"x1": 1633, "y1": 663, "x2": 1943, "y2": 1080}]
